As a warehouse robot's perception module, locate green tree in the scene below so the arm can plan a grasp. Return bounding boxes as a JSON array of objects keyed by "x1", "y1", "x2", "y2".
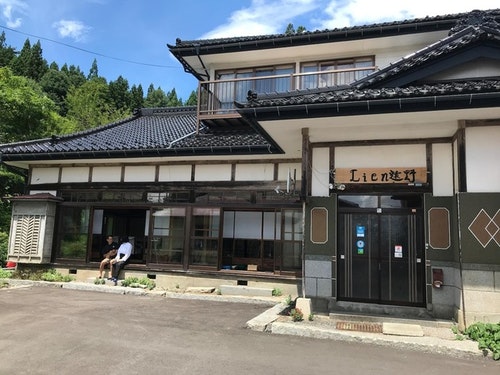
[
  {"x1": 0, "y1": 67, "x2": 75, "y2": 143},
  {"x1": 108, "y1": 75, "x2": 131, "y2": 112},
  {"x1": 185, "y1": 90, "x2": 198, "y2": 106},
  {"x1": 9, "y1": 39, "x2": 48, "y2": 81},
  {"x1": 9, "y1": 38, "x2": 31, "y2": 77},
  {"x1": 144, "y1": 84, "x2": 168, "y2": 107},
  {"x1": 40, "y1": 66, "x2": 71, "y2": 115},
  {"x1": 130, "y1": 84, "x2": 144, "y2": 110},
  {"x1": 284, "y1": 23, "x2": 306, "y2": 35},
  {"x1": 0, "y1": 31, "x2": 16, "y2": 68},
  {"x1": 66, "y1": 78, "x2": 126, "y2": 130},
  {"x1": 166, "y1": 88, "x2": 182, "y2": 107},
  {"x1": 87, "y1": 58, "x2": 99, "y2": 80},
  {"x1": 0, "y1": 166, "x2": 25, "y2": 231},
  {"x1": 29, "y1": 40, "x2": 48, "y2": 81},
  {"x1": 61, "y1": 64, "x2": 86, "y2": 88}
]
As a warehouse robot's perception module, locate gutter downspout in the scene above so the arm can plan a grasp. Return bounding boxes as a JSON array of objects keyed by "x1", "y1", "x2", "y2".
[{"x1": 168, "y1": 129, "x2": 203, "y2": 148}]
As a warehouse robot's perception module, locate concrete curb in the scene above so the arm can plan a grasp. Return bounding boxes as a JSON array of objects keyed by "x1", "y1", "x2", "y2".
[{"x1": 268, "y1": 321, "x2": 482, "y2": 359}]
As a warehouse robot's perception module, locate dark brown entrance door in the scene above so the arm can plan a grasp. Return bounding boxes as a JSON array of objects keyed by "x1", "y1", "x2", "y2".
[{"x1": 337, "y1": 195, "x2": 425, "y2": 306}]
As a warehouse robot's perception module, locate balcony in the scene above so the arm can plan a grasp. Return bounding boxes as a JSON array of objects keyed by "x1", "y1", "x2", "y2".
[{"x1": 197, "y1": 66, "x2": 377, "y2": 126}]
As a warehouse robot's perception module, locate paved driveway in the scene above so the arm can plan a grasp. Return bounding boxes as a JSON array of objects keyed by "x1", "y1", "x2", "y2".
[{"x1": 0, "y1": 286, "x2": 498, "y2": 375}]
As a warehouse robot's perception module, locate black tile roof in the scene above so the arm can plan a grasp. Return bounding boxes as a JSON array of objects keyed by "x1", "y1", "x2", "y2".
[
  {"x1": 169, "y1": 10, "x2": 485, "y2": 52},
  {"x1": 0, "y1": 107, "x2": 279, "y2": 162},
  {"x1": 355, "y1": 10, "x2": 500, "y2": 89},
  {"x1": 235, "y1": 10, "x2": 500, "y2": 119}
]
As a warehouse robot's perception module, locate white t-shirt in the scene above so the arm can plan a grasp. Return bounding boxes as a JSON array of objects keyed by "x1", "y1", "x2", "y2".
[{"x1": 114, "y1": 242, "x2": 132, "y2": 262}]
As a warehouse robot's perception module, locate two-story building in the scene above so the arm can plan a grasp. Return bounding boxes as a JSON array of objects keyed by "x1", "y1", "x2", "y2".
[{"x1": 1, "y1": 8, "x2": 499, "y2": 327}]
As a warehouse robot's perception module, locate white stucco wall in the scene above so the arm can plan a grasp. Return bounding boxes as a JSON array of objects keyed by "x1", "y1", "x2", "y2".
[
  {"x1": 432, "y1": 143, "x2": 454, "y2": 197},
  {"x1": 158, "y1": 165, "x2": 192, "y2": 182},
  {"x1": 335, "y1": 144, "x2": 426, "y2": 167},
  {"x1": 92, "y1": 166, "x2": 122, "y2": 182},
  {"x1": 195, "y1": 164, "x2": 232, "y2": 181},
  {"x1": 311, "y1": 148, "x2": 330, "y2": 197},
  {"x1": 30, "y1": 167, "x2": 59, "y2": 184},
  {"x1": 124, "y1": 165, "x2": 156, "y2": 182},
  {"x1": 61, "y1": 167, "x2": 89, "y2": 183},
  {"x1": 466, "y1": 126, "x2": 500, "y2": 192},
  {"x1": 235, "y1": 163, "x2": 274, "y2": 181}
]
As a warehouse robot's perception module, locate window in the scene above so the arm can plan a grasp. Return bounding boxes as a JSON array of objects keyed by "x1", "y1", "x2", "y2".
[
  {"x1": 190, "y1": 208, "x2": 220, "y2": 266},
  {"x1": 301, "y1": 56, "x2": 375, "y2": 89},
  {"x1": 215, "y1": 65, "x2": 294, "y2": 110},
  {"x1": 151, "y1": 207, "x2": 186, "y2": 264},
  {"x1": 222, "y1": 209, "x2": 302, "y2": 272},
  {"x1": 57, "y1": 206, "x2": 90, "y2": 260},
  {"x1": 281, "y1": 209, "x2": 303, "y2": 270}
]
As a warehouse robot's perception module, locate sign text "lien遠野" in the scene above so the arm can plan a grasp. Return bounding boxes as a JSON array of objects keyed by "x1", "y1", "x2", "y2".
[{"x1": 335, "y1": 167, "x2": 427, "y2": 184}]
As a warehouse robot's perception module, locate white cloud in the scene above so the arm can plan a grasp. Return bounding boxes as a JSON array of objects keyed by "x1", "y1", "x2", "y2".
[
  {"x1": 201, "y1": 0, "x2": 319, "y2": 38},
  {"x1": 202, "y1": 0, "x2": 500, "y2": 39},
  {"x1": 0, "y1": 0, "x2": 27, "y2": 28},
  {"x1": 315, "y1": 0, "x2": 500, "y2": 30},
  {"x1": 52, "y1": 19, "x2": 92, "y2": 42}
]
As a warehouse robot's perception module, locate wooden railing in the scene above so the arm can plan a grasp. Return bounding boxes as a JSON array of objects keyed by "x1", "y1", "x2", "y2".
[{"x1": 197, "y1": 66, "x2": 377, "y2": 119}]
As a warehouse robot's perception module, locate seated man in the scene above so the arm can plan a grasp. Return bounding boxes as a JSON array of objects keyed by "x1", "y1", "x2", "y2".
[
  {"x1": 109, "y1": 236, "x2": 132, "y2": 285},
  {"x1": 99, "y1": 235, "x2": 118, "y2": 279}
]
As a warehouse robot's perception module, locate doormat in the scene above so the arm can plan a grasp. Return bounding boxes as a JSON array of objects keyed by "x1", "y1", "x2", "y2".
[{"x1": 335, "y1": 321, "x2": 383, "y2": 333}]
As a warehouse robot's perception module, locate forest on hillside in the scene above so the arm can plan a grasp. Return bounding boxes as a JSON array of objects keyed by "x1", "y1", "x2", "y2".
[{"x1": 0, "y1": 32, "x2": 197, "y2": 262}]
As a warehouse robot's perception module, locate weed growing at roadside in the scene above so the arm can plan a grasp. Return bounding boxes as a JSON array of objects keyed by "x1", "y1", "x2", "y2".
[
  {"x1": 94, "y1": 278, "x2": 105, "y2": 285},
  {"x1": 0, "y1": 268, "x2": 13, "y2": 279},
  {"x1": 40, "y1": 269, "x2": 74, "y2": 282},
  {"x1": 290, "y1": 308, "x2": 304, "y2": 322},
  {"x1": 464, "y1": 322, "x2": 500, "y2": 360},
  {"x1": 272, "y1": 288, "x2": 282, "y2": 297},
  {"x1": 121, "y1": 276, "x2": 155, "y2": 290},
  {"x1": 284, "y1": 295, "x2": 293, "y2": 306}
]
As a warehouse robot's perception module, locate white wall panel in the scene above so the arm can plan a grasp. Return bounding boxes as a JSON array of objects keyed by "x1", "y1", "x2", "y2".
[
  {"x1": 61, "y1": 167, "x2": 89, "y2": 183},
  {"x1": 432, "y1": 144, "x2": 453, "y2": 197},
  {"x1": 466, "y1": 126, "x2": 500, "y2": 192},
  {"x1": 235, "y1": 164, "x2": 274, "y2": 181},
  {"x1": 31, "y1": 168, "x2": 59, "y2": 184},
  {"x1": 195, "y1": 164, "x2": 231, "y2": 181},
  {"x1": 92, "y1": 166, "x2": 122, "y2": 182},
  {"x1": 335, "y1": 144, "x2": 426, "y2": 168},
  {"x1": 124, "y1": 165, "x2": 156, "y2": 182},
  {"x1": 158, "y1": 165, "x2": 192, "y2": 182},
  {"x1": 311, "y1": 148, "x2": 330, "y2": 197}
]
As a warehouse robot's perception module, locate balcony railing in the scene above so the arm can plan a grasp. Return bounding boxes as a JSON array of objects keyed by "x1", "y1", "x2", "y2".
[{"x1": 197, "y1": 66, "x2": 377, "y2": 120}]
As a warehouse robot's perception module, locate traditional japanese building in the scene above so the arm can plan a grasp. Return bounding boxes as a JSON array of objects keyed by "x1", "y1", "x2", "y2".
[{"x1": 1, "y1": 8, "x2": 499, "y2": 327}]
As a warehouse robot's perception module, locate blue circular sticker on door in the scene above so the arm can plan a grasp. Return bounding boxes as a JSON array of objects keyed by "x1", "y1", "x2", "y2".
[{"x1": 356, "y1": 240, "x2": 365, "y2": 248}]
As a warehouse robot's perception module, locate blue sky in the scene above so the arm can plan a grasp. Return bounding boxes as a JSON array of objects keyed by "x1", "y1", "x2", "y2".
[{"x1": 0, "y1": 0, "x2": 499, "y2": 101}]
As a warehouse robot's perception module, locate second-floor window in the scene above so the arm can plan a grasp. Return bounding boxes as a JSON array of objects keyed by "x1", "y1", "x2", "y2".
[
  {"x1": 301, "y1": 56, "x2": 375, "y2": 89},
  {"x1": 216, "y1": 65, "x2": 294, "y2": 109}
]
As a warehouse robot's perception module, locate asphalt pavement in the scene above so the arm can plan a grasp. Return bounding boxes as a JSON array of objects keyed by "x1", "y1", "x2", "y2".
[{"x1": 2, "y1": 279, "x2": 494, "y2": 361}]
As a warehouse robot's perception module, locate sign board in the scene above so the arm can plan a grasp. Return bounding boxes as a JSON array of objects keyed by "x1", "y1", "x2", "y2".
[{"x1": 335, "y1": 167, "x2": 427, "y2": 184}]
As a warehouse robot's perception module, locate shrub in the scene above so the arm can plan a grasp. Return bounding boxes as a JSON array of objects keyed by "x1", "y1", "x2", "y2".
[
  {"x1": 464, "y1": 322, "x2": 500, "y2": 360},
  {"x1": 0, "y1": 268, "x2": 13, "y2": 279},
  {"x1": 0, "y1": 231, "x2": 8, "y2": 267}
]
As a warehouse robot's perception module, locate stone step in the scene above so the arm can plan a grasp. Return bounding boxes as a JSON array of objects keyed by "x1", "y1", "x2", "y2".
[{"x1": 219, "y1": 284, "x2": 273, "y2": 297}]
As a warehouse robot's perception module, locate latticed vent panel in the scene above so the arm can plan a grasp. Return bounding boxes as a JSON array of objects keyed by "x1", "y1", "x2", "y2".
[{"x1": 11, "y1": 215, "x2": 43, "y2": 256}]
